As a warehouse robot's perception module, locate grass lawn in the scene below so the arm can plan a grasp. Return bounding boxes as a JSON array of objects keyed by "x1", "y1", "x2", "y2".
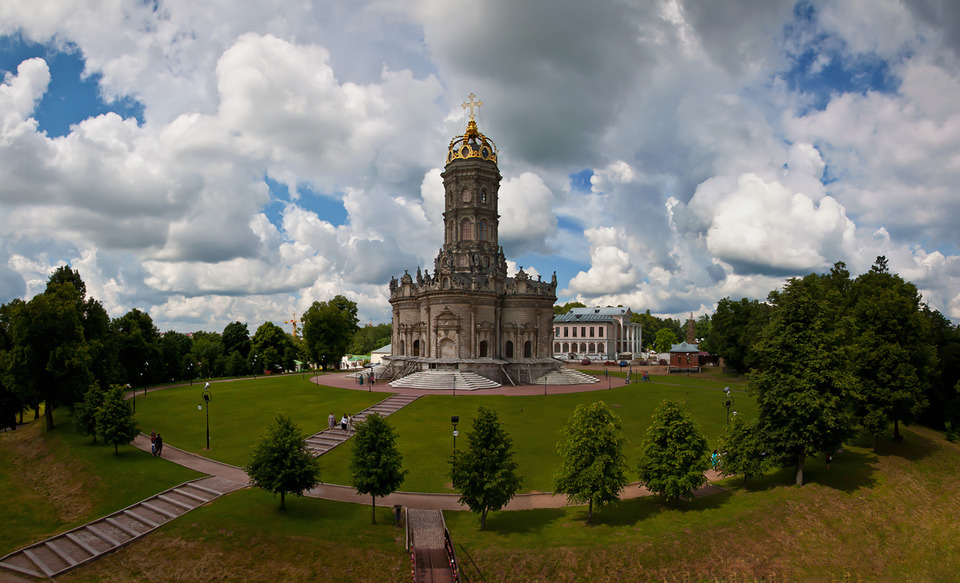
[
  {"x1": 134, "y1": 375, "x2": 385, "y2": 466},
  {"x1": 319, "y1": 374, "x2": 757, "y2": 492},
  {"x1": 0, "y1": 411, "x2": 202, "y2": 556}
]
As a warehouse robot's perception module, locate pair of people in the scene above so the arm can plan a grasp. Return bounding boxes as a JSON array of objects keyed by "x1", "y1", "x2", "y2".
[
  {"x1": 340, "y1": 414, "x2": 353, "y2": 432},
  {"x1": 150, "y1": 431, "x2": 164, "y2": 457}
]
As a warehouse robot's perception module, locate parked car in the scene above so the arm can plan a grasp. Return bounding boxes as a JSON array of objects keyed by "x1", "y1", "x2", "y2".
[
  {"x1": 619, "y1": 361, "x2": 628, "y2": 367},
  {"x1": 580, "y1": 358, "x2": 592, "y2": 365},
  {"x1": 604, "y1": 361, "x2": 616, "y2": 366}
]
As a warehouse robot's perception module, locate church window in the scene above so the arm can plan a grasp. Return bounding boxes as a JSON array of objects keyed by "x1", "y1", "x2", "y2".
[
  {"x1": 460, "y1": 218, "x2": 472, "y2": 240},
  {"x1": 413, "y1": 339, "x2": 420, "y2": 357},
  {"x1": 480, "y1": 189, "x2": 487, "y2": 204},
  {"x1": 479, "y1": 340, "x2": 488, "y2": 357},
  {"x1": 523, "y1": 341, "x2": 532, "y2": 358},
  {"x1": 589, "y1": 327, "x2": 595, "y2": 338},
  {"x1": 479, "y1": 220, "x2": 488, "y2": 241},
  {"x1": 505, "y1": 341, "x2": 514, "y2": 358},
  {"x1": 443, "y1": 277, "x2": 450, "y2": 289}
]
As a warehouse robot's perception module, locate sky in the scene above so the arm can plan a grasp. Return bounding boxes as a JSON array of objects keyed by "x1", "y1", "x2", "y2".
[{"x1": 2, "y1": 0, "x2": 960, "y2": 333}]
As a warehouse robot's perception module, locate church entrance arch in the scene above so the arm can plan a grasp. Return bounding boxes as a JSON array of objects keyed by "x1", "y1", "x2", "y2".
[
  {"x1": 479, "y1": 340, "x2": 488, "y2": 357},
  {"x1": 504, "y1": 340, "x2": 514, "y2": 358},
  {"x1": 439, "y1": 338, "x2": 457, "y2": 358},
  {"x1": 413, "y1": 339, "x2": 420, "y2": 357},
  {"x1": 523, "y1": 341, "x2": 532, "y2": 358}
]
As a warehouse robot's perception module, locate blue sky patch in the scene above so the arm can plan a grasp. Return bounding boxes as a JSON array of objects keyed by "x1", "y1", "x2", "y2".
[
  {"x1": 0, "y1": 35, "x2": 144, "y2": 137},
  {"x1": 263, "y1": 176, "x2": 349, "y2": 230},
  {"x1": 569, "y1": 168, "x2": 594, "y2": 193}
]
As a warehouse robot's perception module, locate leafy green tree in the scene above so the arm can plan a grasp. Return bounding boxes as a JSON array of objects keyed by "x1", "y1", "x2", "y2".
[
  {"x1": 350, "y1": 413, "x2": 407, "y2": 524},
  {"x1": 161, "y1": 331, "x2": 193, "y2": 382},
  {"x1": 222, "y1": 321, "x2": 251, "y2": 359},
  {"x1": 113, "y1": 309, "x2": 162, "y2": 386},
  {"x1": 636, "y1": 400, "x2": 710, "y2": 506},
  {"x1": 451, "y1": 406, "x2": 523, "y2": 530},
  {"x1": 348, "y1": 323, "x2": 392, "y2": 355},
  {"x1": 96, "y1": 385, "x2": 140, "y2": 455},
  {"x1": 653, "y1": 328, "x2": 678, "y2": 354},
  {"x1": 73, "y1": 383, "x2": 107, "y2": 443},
  {"x1": 251, "y1": 322, "x2": 294, "y2": 372},
  {"x1": 715, "y1": 414, "x2": 767, "y2": 484},
  {"x1": 554, "y1": 401, "x2": 629, "y2": 523},
  {"x1": 302, "y1": 296, "x2": 360, "y2": 370},
  {"x1": 847, "y1": 257, "x2": 934, "y2": 449},
  {"x1": 694, "y1": 314, "x2": 712, "y2": 353},
  {"x1": 247, "y1": 414, "x2": 322, "y2": 510},
  {"x1": 919, "y1": 306, "x2": 960, "y2": 430},
  {"x1": 709, "y1": 297, "x2": 772, "y2": 372},
  {"x1": 750, "y1": 269, "x2": 857, "y2": 486}
]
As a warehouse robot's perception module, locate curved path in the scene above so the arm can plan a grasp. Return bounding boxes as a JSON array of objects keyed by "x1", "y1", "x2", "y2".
[{"x1": 131, "y1": 369, "x2": 728, "y2": 511}]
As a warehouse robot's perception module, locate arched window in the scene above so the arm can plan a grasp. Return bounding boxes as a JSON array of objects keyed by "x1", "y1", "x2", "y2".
[
  {"x1": 505, "y1": 341, "x2": 514, "y2": 358},
  {"x1": 443, "y1": 277, "x2": 450, "y2": 289},
  {"x1": 562, "y1": 342, "x2": 569, "y2": 353},
  {"x1": 554, "y1": 342, "x2": 561, "y2": 353},
  {"x1": 480, "y1": 189, "x2": 487, "y2": 204},
  {"x1": 580, "y1": 343, "x2": 587, "y2": 353},
  {"x1": 589, "y1": 343, "x2": 596, "y2": 353},
  {"x1": 523, "y1": 341, "x2": 532, "y2": 358},
  {"x1": 413, "y1": 339, "x2": 420, "y2": 357},
  {"x1": 478, "y1": 219, "x2": 488, "y2": 241},
  {"x1": 479, "y1": 340, "x2": 488, "y2": 358},
  {"x1": 460, "y1": 218, "x2": 472, "y2": 241}
]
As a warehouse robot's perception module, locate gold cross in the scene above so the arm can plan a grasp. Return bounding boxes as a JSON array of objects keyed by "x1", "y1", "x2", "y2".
[{"x1": 462, "y1": 93, "x2": 483, "y2": 120}]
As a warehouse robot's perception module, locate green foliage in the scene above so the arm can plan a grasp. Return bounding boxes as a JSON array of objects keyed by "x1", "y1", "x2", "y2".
[
  {"x1": 96, "y1": 385, "x2": 140, "y2": 455},
  {"x1": 631, "y1": 310, "x2": 684, "y2": 350},
  {"x1": 247, "y1": 413, "x2": 322, "y2": 510},
  {"x1": 715, "y1": 414, "x2": 767, "y2": 484},
  {"x1": 750, "y1": 269, "x2": 857, "y2": 486},
  {"x1": 348, "y1": 323, "x2": 392, "y2": 355},
  {"x1": 636, "y1": 400, "x2": 709, "y2": 506},
  {"x1": 709, "y1": 297, "x2": 772, "y2": 372},
  {"x1": 251, "y1": 322, "x2": 294, "y2": 372},
  {"x1": 112, "y1": 308, "x2": 162, "y2": 385},
  {"x1": 554, "y1": 401, "x2": 629, "y2": 522},
  {"x1": 847, "y1": 256, "x2": 933, "y2": 448},
  {"x1": 349, "y1": 413, "x2": 406, "y2": 523},
  {"x1": 302, "y1": 295, "x2": 360, "y2": 370},
  {"x1": 222, "y1": 321, "x2": 251, "y2": 358},
  {"x1": 73, "y1": 383, "x2": 106, "y2": 443},
  {"x1": 451, "y1": 406, "x2": 523, "y2": 530},
  {"x1": 653, "y1": 328, "x2": 678, "y2": 354}
]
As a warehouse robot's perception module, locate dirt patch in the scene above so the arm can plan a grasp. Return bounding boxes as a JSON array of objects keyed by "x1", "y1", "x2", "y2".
[{"x1": 5, "y1": 423, "x2": 95, "y2": 523}]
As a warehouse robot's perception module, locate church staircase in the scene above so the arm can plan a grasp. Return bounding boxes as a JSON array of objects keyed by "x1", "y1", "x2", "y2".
[
  {"x1": 303, "y1": 394, "x2": 420, "y2": 456},
  {"x1": 531, "y1": 369, "x2": 600, "y2": 386},
  {"x1": 388, "y1": 371, "x2": 501, "y2": 391}
]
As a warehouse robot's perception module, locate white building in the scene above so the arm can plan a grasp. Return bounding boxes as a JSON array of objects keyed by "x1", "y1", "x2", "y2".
[{"x1": 552, "y1": 307, "x2": 642, "y2": 360}]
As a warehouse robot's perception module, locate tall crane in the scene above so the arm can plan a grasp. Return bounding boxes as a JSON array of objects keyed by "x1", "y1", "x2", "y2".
[{"x1": 285, "y1": 313, "x2": 299, "y2": 338}]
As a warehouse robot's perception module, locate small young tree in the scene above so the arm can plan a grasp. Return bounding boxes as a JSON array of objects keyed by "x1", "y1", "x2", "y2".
[
  {"x1": 715, "y1": 415, "x2": 766, "y2": 484},
  {"x1": 554, "y1": 401, "x2": 629, "y2": 523},
  {"x1": 73, "y1": 383, "x2": 106, "y2": 443},
  {"x1": 636, "y1": 400, "x2": 710, "y2": 506},
  {"x1": 247, "y1": 414, "x2": 322, "y2": 510},
  {"x1": 96, "y1": 385, "x2": 140, "y2": 455},
  {"x1": 350, "y1": 413, "x2": 407, "y2": 524},
  {"x1": 451, "y1": 406, "x2": 523, "y2": 530}
]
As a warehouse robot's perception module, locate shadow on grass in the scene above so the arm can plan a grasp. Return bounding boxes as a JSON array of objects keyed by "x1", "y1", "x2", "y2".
[
  {"x1": 716, "y1": 447, "x2": 880, "y2": 495},
  {"x1": 482, "y1": 507, "x2": 567, "y2": 535}
]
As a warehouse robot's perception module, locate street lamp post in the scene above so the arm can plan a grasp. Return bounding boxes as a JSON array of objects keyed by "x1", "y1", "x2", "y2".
[
  {"x1": 188, "y1": 362, "x2": 193, "y2": 386},
  {"x1": 452, "y1": 374, "x2": 456, "y2": 397},
  {"x1": 200, "y1": 382, "x2": 212, "y2": 450},
  {"x1": 253, "y1": 355, "x2": 258, "y2": 380},
  {"x1": 127, "y1": 383, "x2": 134, "y2": 413},
  {"x1": 144, "y1": 361, "x2": 149, "y2": 396},
  {"x1": 451, "y1": 415, "x2": 459, "y2": 478},
  {"x1": 722, "y1": 386, "x2": 735, "y2": 425}
]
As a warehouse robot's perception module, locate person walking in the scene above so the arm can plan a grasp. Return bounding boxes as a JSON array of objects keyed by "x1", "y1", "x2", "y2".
[
  {"x1": 328, "y1": 412, "x2": 336, "y2": 431},
  {"x1": 340, "y1": 414, "x2": 348, "y2": 431},
  {"x1": 154, "y1": 434, "x2": 163, "y2": 457},
  {"x1": 150, "y1": 431, "x2": 157, "y2": 456}
]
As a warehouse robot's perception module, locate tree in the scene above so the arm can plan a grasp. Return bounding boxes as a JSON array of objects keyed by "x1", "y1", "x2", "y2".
[
  {"x1": 847, "y1": 257, "x2": 934, "y2": 449},
  {"x1": 715, "y1": 414, "x2": 767, "y2": 484},
  {"x1": 750, "y1": 269, "x2": 857, "y2": 486},
  {"x1": 221, "y1": 321, "x2": 251, "y2": 359},
  {"x1": 348, "y1": 323, "x2": 392, "y2": 355},
  {"x1": 350, "y1": 413, "x2": 407, "y2": 524},
  {"x1": 709, "y1": 297, "x2": 772, "y2": 372},
  {"x1": 96, "y1": 385, "x2": 140, "y2": 455},
  {"x1": 636, "y1": 400, "x2": 710, "y2": 506},
  {"x1": 247, "y1": 414, "x2": 322, "y2": 510},
  {"x1": 653, "y1": 328, "x2": 678, "y2": 354},
  {"x1": 451, "y1": 406, "x2": 523, "y2": 530},
  {"x1": 251, "y1": 322, "x2": 294, "y2": 372},
  {"x1": 113, "y1": 309, "x2": 162, "y2": 386},
  {"x1": 553, "y1": 301, "x2": 586, "y2": 316},
  {"x1": 554, "y1": 401, "x2": 629, "y2": 523},
  {"x1": 302, "y1": 296, "x2": 360, "y2": 370},
  {"x1": 73, "y1": 383, "x2": 106, "y2": 443}
]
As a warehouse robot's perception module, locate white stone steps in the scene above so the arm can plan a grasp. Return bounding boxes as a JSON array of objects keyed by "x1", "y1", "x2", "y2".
[
  {"x1": 532, "y1": 369, "x2": 600, "y2": 386},
  {"x1": 0, "y1": 475, "x2": 243, "y2": 580},
  {"x1": 303, "y1": 394, "x2": 420, "y2": 456},
  {"x1": 389, "y1": 371, "x2": 501, "y2": 390}
]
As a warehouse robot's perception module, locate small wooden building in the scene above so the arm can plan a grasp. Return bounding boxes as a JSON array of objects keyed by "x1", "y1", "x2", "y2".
[{"x1": 669, "y1": 342, "x2": 700, "y2": 373}]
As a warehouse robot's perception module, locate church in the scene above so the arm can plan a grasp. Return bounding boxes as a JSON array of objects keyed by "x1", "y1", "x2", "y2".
[{"x1": 382, "y1": 96, "x2": 559, "y2": 386}]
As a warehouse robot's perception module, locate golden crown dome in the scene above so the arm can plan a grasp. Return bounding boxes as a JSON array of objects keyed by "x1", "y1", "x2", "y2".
[{"x1": 446, "y1": 94, "x2": 498, "y2": 165}]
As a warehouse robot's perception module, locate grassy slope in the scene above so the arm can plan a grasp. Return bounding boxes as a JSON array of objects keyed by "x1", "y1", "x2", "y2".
[
  {"x1": 320, "y1": 375, "x2": 756, "y2": 492},
  {"x1": 134, "y1": 375, "x2": 385, "y2": 466},
  {"x1": 0, "y1": 412, "x2": 202, "y2": 556}
]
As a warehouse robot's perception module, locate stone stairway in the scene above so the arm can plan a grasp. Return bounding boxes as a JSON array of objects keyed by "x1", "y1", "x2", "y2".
[
  {"x1": 532, "y1": 369, "x2": 600, "y2": 385},
  {"x1": 389, "y1": 370, "x2": 501, "y2": 390},
  {"x1": 0, "y1": 476, "x2": 244, "y2": 579},
  {"x1": 304, "y1": 394, "x2": 420, "y2": 456}
]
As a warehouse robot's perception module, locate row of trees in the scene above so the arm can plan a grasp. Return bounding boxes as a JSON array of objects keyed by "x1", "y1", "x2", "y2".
[
  {"x1": 710, "y1": 258, "x2": 960, "y2": 485},
  {"x1": 0, "y1": 266, "x2": 385, "y2": 432}
]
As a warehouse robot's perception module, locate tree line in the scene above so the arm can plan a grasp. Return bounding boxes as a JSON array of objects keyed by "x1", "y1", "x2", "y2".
[{"x1": 0, "y1": 266, "x2": 389, "y2": 432}]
